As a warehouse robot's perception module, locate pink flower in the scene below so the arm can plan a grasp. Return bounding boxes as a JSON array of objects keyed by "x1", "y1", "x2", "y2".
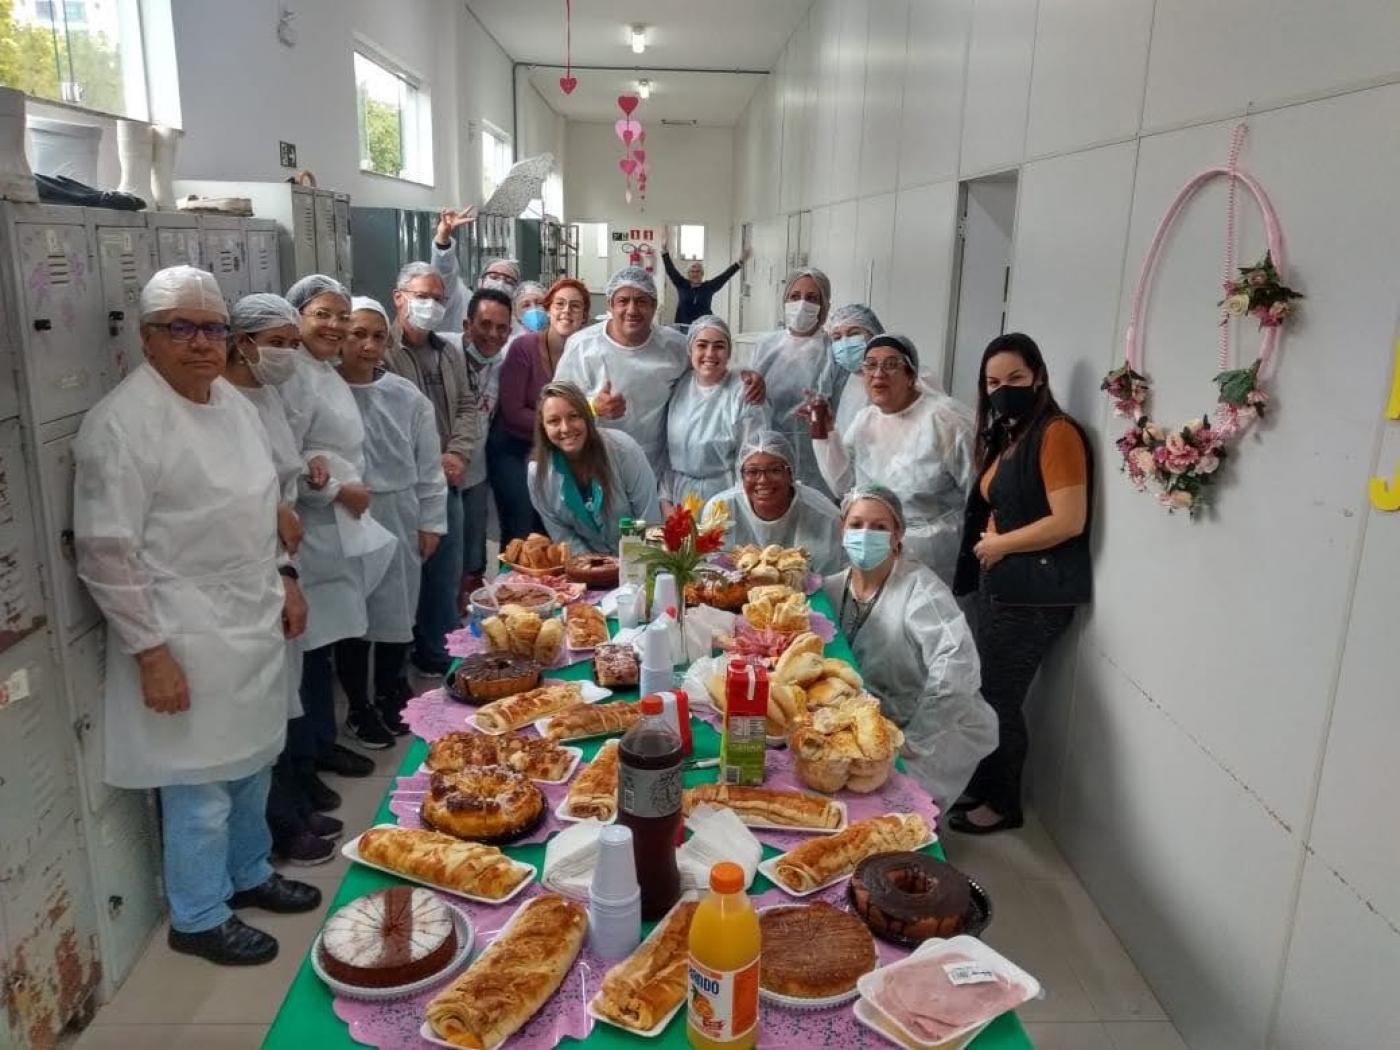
[
  {"x1": 1268, "y1": 300, "x2": 1293, "y2": 322},
  {"x1": 1116, "y1": 429, "x2": 1140, "y2": 453},
  {"x1": 1129, "y1": 448, "x2": 1156, "y2": 476},
  {"x1": 1158, "y1": 432, "x2": 1201, "y2": 474},
  {"x1": 1197, "y1": 453, "x2": 1220, "y2": 474},
  {"x1": 1246, "y1": 270, "x2": 1270, "y2": 288}
]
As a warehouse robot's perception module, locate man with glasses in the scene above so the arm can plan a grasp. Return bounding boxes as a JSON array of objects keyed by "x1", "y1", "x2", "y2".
[
  {"x1": 73, "y1": 266, "x2": 321, "y2": 965},
  {"x1": 701, "y1": 428, "x2": 844, "y2": 574},
  {"x1": 384, "y1": 262, "x2": 481, "y2": 676}
]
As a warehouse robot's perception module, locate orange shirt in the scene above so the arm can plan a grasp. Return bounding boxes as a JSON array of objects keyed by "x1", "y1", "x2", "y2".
[{"x1": 979, "y1": 418, "x2": 1087, "y2": 534}]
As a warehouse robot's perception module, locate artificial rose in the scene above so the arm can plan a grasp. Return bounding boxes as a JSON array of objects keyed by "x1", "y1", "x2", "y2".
[
  {"x1": 1197, "y1": 453, "x2": 1220, "y2": 474},
  {"x1": 1245, "y1": 389, "x2": 1268, "y2": 406},
  {"x1": 1158, "y1": 432, "x2": 1200, "y2": 474},
  {"x1": 1116, "y1": 429, "x2": 1141, "y2": 454},
  {"x1": 662, "y1": 507, "x2": 693, "y2": 552},
  {"x1": 1246, "y1": 269, "x2": 1270, "y2": 287},
  {"x1": 1225, "y1": 293, "x2": 1251, "y2": 316},
  {"x1": 1143, "y1": 422, "x2": 1166, "y2": 442},
  {"x1": 1129, "y1": 448, "x2": 1156, "y2": 476},
  {"x1": 1268, "y1": 300, "x2": 1293, "y2": 322}
]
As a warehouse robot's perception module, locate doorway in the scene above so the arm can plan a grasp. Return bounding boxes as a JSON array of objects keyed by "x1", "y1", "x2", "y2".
[
  {"x1": 573, "y1": 221, "x2": 610, "y2": 319},
  {"x1": 946, "y1": 173, "x2": 1018, "y2": 408}
]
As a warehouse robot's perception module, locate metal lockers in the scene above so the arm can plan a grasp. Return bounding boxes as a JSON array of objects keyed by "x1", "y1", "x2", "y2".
[
  {"x1": 83, "y1": 789, "x2": 161, "y2": 1000},
  {"x1": 244, "y1": 219, "x2": 280, "y2": 294},
  {"x1": 333, "y1": 192, "x2": 353, "y2": 287},
  {"x1": 92, "y1": 216, "x2": 155, "y2": 384},
  {"x1": 146, "y1": 212, "x2": 203, "y2": 270},
  {"x1": 65, "y1": 623, "x2": 110, "y2": 815},
  {"x1": 0, "y1": 416, "x2": 47, "y2": 658},
  {"x1": 198, "y1": 214, "x2": 249, "y2": 309},
  {"x1": 35, "y1": 414, "x2": 99, "y2": 645}
]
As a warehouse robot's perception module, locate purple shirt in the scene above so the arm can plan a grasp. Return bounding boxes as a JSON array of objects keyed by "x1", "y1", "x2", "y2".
[{"x1": 495, "y1": 332, "x2": 555, "y2": 443}]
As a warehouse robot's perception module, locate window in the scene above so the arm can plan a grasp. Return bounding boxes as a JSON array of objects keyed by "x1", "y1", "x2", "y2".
[
  {"x1": 678, "y1": 224, "x2": 706, "y2": 261},
  {"x1": 1, "y1": 0, "x2": 173, "y2": 121},
  {"x1": 354, "y1": 46, "x2": 433, "y2": 185},
  {"x1": 595, "y1": 224, "x2": 609, "y2": 258},
  {"x1": 480, "y1": 120, "x2": 512, "y2": 203}
]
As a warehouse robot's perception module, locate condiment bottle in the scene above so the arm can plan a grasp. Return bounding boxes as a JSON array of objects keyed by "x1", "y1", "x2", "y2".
[
  {"x1": 686, "y1": 861, "x2": 760, "y2": 1049},
  {"x1": 617, "y1": 695, "x2": 683, "y2": 920}
]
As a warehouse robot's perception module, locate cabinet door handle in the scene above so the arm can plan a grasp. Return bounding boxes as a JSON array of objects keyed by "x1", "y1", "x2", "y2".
[{"x1": 33, "y1": 318, "x2": 52, "y2": 331}]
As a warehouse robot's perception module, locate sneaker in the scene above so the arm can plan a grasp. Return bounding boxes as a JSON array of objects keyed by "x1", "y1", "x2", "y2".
[
  {"x1": 298, "y1": 768, "x2": 342, "y2": 812},
  {"x1": 274, "y1": 830, "x2": 336, "y2": 866},
  {"x1": 346, "y1": 706, "x2": 395, "y2": 750},
  {"x1": 306, "y1": 812, "x2": 344, "y2": 840},
  {"x1": 316, "y1": 743, "x2": 375, "y2": 778},
  {"x1": 168, "y1": 916, "x2": 277, "y2": 966},
  {"x1": 376, "y1": 692, "x2": 410, "y2": 736}
]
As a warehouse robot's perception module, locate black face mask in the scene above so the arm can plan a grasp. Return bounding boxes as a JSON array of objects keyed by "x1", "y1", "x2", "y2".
[{"x1": 989, "y1": 383, "x2": 1037, "y2": 421}]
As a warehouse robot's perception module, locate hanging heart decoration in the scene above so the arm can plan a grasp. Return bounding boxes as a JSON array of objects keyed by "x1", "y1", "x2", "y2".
[
  {"x1": 559, "y1": 0, "x2": 576, "y2": 96},
  {"x1": 559, "y1": 76, "x2": 577, "y2": 95},
  {"x1": 625, "y1": 190, "x2": 633, "y2": 203},
  {"x1": 619, "y1": 157, "x2": 638, "y2": 176},
  {"x1": 614, "y1": 118, "x2": 641, "y2": 145},
  {"x1": 637, "y1": 130, "x2": 646, "y2": 146},
  {"x1": 617, "y1": 95, "x2": 640, "y2": 116},
  {"x1": 632, "y1": 149, "x2": 647, "y2": 165}
]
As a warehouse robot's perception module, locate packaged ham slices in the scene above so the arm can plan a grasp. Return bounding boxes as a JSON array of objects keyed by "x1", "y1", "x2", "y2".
[{"x1": 855, "y1": 935, "x2": 1041, "y2": 1048}]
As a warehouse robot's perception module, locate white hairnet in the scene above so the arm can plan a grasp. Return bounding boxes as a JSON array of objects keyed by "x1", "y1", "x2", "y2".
[
  {"x1": 286, "y1": 273, "x2": 350, "y2": 311},
  {"x1": 515, "y1": 280, "x2": 547, "y2": 302},
  {"x1": 738, "y1": 428, "x2": 796, "y2": 469},
  {"x1": 829, "y1": 303, "x2": 884, "y2": 336},
  {"x1": 605, "y1": 266, "x2": 658, "y2": 301},
  {"x1": 841, "y1": 484, "x2": 906, "y2": 531},
  {"x1": 351, "y1": 295, "x2": 390, "y2": 325},
  {"x1": 230, "y1": 293, "x2": 299, "y2": 334},
  {"x1": 687, "y1": 314, "x2": 731, "y2": 349},
  {"x1": 481, "y1": 257, "x2": 521, "y2": 281},
  {"x1": 139, "y1": 265, "x2": 227, "y2": 321},
  {"x1": 782, "y1": 267, "x2": 832, "y2": 311},
  {"x1": 867, "y1": 333, "x2": 919, "y2": 371}
]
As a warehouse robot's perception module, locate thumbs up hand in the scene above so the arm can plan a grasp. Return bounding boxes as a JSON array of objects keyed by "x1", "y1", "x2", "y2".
[{"x1": 593, "y1": 379, "x2": 627, "y2": 419}]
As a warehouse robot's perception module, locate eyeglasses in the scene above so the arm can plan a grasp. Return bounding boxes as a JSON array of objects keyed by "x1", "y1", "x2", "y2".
[
  {"x1": 306, "y1": 307, "x2": 351, "y2": 323},
  {"x1": 148, "y1": 319, "x2": 230, "y2": 342},
  {"x1": 860, "y1": 358, "x2": 908, "y2": 376},
  {"x1": 740, "y1": 465, "x2": 791, "y2": 481},
  {"x1": 551, "y1": 300, "x2": 588, "y2": 314}
]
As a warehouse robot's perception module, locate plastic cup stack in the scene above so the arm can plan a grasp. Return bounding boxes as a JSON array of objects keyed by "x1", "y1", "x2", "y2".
[
  {"x1": 588, "y1": 824, "x2": 642, "y2": 959},
  {"x1": 639, "y1": 618, "x2": 674, "y2": 696},
  {"x1": 651, "y1": 572, "x2": 679, "y2": 620},
  {"x1": 616, "y1": 584, "x2": 640, "y2": 629}
]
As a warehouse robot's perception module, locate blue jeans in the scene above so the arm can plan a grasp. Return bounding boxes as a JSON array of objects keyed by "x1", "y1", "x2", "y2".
[
  {"x1": 487, "y1": 426, "x2": 543, "y2": 546},
  {"x1": 414, "y1": 482, "x2": 465, "y2": 669},
  {"x1": 461, "y1": 478, "x2": 490, "y2": 578},
  {"x1": 159, "y1": 767, "x2": 274, "y2": 933}
]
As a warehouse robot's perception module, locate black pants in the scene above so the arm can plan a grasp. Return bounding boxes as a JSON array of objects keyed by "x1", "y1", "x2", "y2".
[
  {"x1": 964, "y1": 595, "x2": 1075, "y2": 818},
  {"x1": 335, "y1": 638, "x2": 410, "y2": 711},
  {"x1": 285, "y1": 643, "x2": 336, "y2": 761},
  {"x1": 266, "y1": 752, "x2": 310, "y2": 845}
]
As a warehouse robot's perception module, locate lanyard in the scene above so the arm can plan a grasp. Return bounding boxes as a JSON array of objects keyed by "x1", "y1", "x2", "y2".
[{"x1": 839, "y1": 575, "x2": 888, "y2": 643}]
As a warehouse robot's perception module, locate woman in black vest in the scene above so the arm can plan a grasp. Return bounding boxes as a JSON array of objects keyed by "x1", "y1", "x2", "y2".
[{"x1": 949, "y1": 333, "x2": 1092, "y2": 835}]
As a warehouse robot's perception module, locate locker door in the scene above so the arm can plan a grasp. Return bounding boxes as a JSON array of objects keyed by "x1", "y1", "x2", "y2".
[
  {"x1": 333, "y1": 193, "x2": 352, "y2": 287},
  {"x1": 313, "y1": 191, "x2": 337, "y2": 276},
  {"x1": 0, "y1": 634, "x2": 76, "y2": 882},
  {"x1": 202, "y1": 226, "x2": 248, "y2": 309},
  {"x1": 0, "y1": 418, "x2": 48, "y2": 656},
  {"x1": 290, "y1": 187, "x2": 318, "y2": 277},
  {"x1": 85, "y1": 789, "x2": 161, "y2": 996},
  {"x1": 65, "y1": 624, "x2": 110, "y2": 814},
  {"x1": 37, "y1": 419, "x2": 100, "y2": 644},
  {"x1": 13, "y1": 221, "x2": 108, "y2": 423},
  {"x1": 154, "y1": 225, "x2": 201, "y2": 269},
  {"x1": 245, "y1": 228, "x2": 280, "y2": 294},
  {"x1": 94, "y1": 225, "x2": 155, "y2": 384}
]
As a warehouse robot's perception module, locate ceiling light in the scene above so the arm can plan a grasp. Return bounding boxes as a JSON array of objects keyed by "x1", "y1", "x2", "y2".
[
  {"x1": 630, "y1": 25, "x2": 647, "y2": 54},
  {"x1": 637, "y1": 79, "x2": 652, "y2": 99}
]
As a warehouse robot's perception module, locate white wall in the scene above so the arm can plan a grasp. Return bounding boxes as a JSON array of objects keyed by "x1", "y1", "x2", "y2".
[
  {"x1": 564, "y1": 121, "x2": 735, "y2": 323},
  {"x1": 732, "y1": 2, "x2": 1400, "y2": 1048}
]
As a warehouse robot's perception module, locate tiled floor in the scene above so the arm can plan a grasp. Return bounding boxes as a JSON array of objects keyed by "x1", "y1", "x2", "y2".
[{"x1": 66, "y1": 748, "x2": 1189, "y2": 1050}]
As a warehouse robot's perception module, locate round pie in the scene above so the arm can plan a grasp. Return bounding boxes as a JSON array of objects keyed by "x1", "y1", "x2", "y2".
[
  {"x1": 318, "y1": 887, "x2": 458, "y2": 989},
  {"x1": 451, "y1": 652, "x2": 541, "y2": 703},
  {"x1": 420, "y1": 766, "x2": 546, "y2": 844},
  {"x1": 566, "y1": 553, "x2": 619, "y2": 588},
  {"x1": 760, "y1": 902, "x2": 876, "y2": 999}
]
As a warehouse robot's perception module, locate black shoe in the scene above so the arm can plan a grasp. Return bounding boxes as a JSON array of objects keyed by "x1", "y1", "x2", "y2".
[
  {"x1": 948, "y1": 796, "x2": 981, "y2": 814},
  {"x1": 306, "y1": 812, "x2": 344, "y2": 840},
  {"x1": 168, "y1": 916, "x2": 278, "y2": 966},
  {"x1": 299, "y1": 768, "x2": 342, "y2": 812},
  {"x1": 947, "y1": 809, "x2": 1025, "y2": 836},
  {"x1": 346, "y1": 706, "x2": 395, "y2": 749},
  {"x1": 316, "y1": 743, "x2": 375, "y2": 778},
  {"x1": 376, "y1": 692, "x2": 410, "y2": 736},
  {"x1": 230, "y1": 873, "x2": 323, "y2": 913},
  {"x1": 274, "y1": 830, "x2": 337, "y2": 865}
]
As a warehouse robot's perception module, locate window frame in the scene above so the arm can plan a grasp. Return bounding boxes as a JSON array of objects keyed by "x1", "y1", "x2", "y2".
[
  {"x1": 677, "y1": 224, "x2": 706, "y2": 262},
  {"x1": 352, "y1": 37, "x2": 434, "y2": 187},
  {"x1": 479, "y1": 118, "x2": 513, "y2": 204}
]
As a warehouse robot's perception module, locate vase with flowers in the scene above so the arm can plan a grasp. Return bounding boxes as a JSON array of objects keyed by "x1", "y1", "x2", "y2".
[{"x1": 635, "y1": 494, "x2": 731, "y2": 660}]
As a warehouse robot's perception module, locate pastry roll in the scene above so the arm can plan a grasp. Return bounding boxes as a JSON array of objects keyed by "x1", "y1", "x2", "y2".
[
  {"x1": 474, "y1": 683, "x2": 583, "y2": 733},
  {"x1": 773, "y1": 813, "x2": 930, "y2": 892},
  {"x1": 565, "y1": 740, "x2": 619, "y2": 820},
  {"x1": 427, "y1": 895, "x2": 586, "y2": 1048},
  {"x1": 594, "y1": 900, "x2": 698, "y2": 1031},
  {"x1": 683, "y1": 784, "x2": 842, "y2": 829},
  {"x1": 544, "y1": 701, "x2": 643, "y2": 741},
  {"x1": 355, "y1": 827, "x2": 528, "y2": 900}
]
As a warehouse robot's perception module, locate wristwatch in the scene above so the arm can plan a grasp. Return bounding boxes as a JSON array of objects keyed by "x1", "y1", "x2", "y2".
[{"x1": 278, "y1": 565, "x2": 300, "y2": 580}]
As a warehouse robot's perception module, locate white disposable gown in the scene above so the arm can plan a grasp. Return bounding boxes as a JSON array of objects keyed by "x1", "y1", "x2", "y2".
[
  {"x1": 277, "y1": 349, "x2": 394, "y2": 650},
  {"x1": 703, "y1": 482, "x2": 845, "y2": 575},
  {"x1": 74, "y1": 365, "x2": 288, "y2": 788},
  {"x1": 834, "y1": 373, "x2": 868, "y2": 436},
  {"x1": 554, "y1": 321, "x2": 690, "y2": 468},
  {"x1": 663, "y1": 372, "x2": 771, "y2": 505},
  {"x1": 529, "y1": 429, "x2": 662, "y2": 554},
  {"x1": 348, "y1": 372, "x2": 449, "y2": 643},
  {"x1": 823, "y1": 558, "x2": 997, "y2": 810},
  {"x1": 751, "y1": 328, "x2": 844, "y2": 497},
  {"x1": 814, "y1": 388, "x2": 975, "y2": 585}
]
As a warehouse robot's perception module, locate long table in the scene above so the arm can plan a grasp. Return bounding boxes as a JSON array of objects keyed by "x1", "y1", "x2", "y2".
[{"x1": 263, "y1": 593, "x2": 1032, "y2": 1049}]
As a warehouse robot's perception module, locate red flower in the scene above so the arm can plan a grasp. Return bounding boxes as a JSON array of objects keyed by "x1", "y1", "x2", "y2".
[
  {"x1": 696, "y1": 529, "x2": 725, "y2": 554},
  {"x1": 662, "y1": 507, "x2": 693, "y2": 552}
]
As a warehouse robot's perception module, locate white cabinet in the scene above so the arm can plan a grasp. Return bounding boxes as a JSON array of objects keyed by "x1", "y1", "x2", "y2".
[
  {"x1": 92, "y1": 214, "x2": 155, "y2": 384},
  {"x1": 859, "y1": 0, "x2": 908, "y2": 199},
  {"x1": 854, "y1": 192, "x2": 897, "y2": 321}
]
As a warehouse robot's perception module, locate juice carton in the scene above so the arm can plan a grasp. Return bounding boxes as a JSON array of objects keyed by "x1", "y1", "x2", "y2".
[{"x1": 720, "y1": 658, "x2": 767, "y2": 786}]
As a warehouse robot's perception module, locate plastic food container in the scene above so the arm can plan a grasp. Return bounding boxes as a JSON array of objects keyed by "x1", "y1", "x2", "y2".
[{"x1": 469, "y1": 582, "x2": 556, "y2": 622}]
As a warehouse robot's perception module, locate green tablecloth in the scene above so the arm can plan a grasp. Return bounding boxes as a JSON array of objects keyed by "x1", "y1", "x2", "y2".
[{"x1": 263, "y1": 593, "x2": 1032, "y2": 1049}]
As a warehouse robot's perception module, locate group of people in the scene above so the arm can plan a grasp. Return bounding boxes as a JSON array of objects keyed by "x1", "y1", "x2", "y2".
[{"x1": 71, "y1": 208, "x2": 1091, "y2": 969}]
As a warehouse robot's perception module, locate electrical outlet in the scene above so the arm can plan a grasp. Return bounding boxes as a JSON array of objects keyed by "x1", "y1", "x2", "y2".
[{"x1": 279, "y1": 141, "x2": 297, "y2": 168}]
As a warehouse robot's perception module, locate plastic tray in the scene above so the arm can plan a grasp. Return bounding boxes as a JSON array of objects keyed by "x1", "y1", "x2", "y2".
[
  {"x1": 554, "y1": 792, "x2": 617, "y2": 826},
  {"x1": 418, "y1": 745, "x2": 582, "y2": 786},
  {"x1": 691, "y1": 796, "x2": 848, "y2": 836},
  {"x1": 585, "y1": 893, "x2": 698, "y2": 1038},
  {"x1": 758, "y1": 827, "x2": 938, "y2": 898},
  {"x1": 852, "y1": 996, "x2": 990, "y2": 1050},
  {"x1": 855, "y1": 935, "x2": 1041, "y2": 1049},
  {"x1": 755, "y1": 904, "x2": 874, "y2": 1010},
  {"x1": 467, "y1": 681, "x2": 612, "y2": 736},
  {"x1": 341, "y1": 825, "x2": 536, "y2": 905},
  {"x1": 312, "y1": 898, "x2": 474, "y2": 1001}
]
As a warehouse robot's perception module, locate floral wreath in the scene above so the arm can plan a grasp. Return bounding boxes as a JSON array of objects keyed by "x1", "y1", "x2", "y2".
[{"x1": 1102, "y1": 128, "x2": 1303, "y2": 516}]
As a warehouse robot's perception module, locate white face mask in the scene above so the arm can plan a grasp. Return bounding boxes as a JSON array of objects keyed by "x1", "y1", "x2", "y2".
[
  {"x1": 785, "y1": 299, "x2": 821, "y2": 334},
  {"x1": 244, "y1": 343, "x2": 299, "y2": 386},
  {"x1": 406, "y1": 296, "x2": 446, "y2": 331}
]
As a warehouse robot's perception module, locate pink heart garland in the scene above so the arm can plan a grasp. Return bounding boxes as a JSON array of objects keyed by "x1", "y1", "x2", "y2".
[
  {"x1": 559, "y1": 75, "x2": 577, "y2": 95},
  {"x1": 632, "y1": 149, "x2": 647, "y2": 164},
  {"x1": 637, "y1": 131, "x2": 646, "y2": 146},
  {"x1": 618, "y1": 157, "x2": 638, "y2": 176},
  {"x1": 614, "y1": 118, "x2": 640, "y2": 145},
  {"x1": 617, "y1": 95, "x2": 639, "y2": 116}
]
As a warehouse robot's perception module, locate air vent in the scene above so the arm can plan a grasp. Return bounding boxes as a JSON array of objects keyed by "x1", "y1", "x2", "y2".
[
  {"x1": 120, "y1": 255, "x2": 139, "y2": 285},
  {"x1": 661, "y1": 119, "x2": 698, "y2": 126},
  {"x1": 46, "y1": 252, "x2": 70, "y2": 284}
]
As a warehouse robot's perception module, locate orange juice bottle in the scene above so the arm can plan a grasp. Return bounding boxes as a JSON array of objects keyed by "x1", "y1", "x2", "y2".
[{"x1": 686, "y1": 861, "x2": 760, "y2": 1049}]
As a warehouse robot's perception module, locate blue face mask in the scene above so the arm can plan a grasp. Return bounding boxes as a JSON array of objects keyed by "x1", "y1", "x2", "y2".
[
  {"x1": 521, "y1": 306, "x2": 549, "y2": 332},
  {"x1": 842, "y1": 527, "x2": 892, "y2": 571},
  {"x1": 832, "y1": 334, "x2": 867, "y2": 373}
]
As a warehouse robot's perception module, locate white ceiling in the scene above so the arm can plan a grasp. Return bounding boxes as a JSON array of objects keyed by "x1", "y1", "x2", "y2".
[{"x1": 467, "y1": 0, "x2": 812, "y2": 124}]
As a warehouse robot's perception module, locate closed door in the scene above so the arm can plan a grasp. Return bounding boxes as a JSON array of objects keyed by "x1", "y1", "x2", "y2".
[{"x1": 95, "y1": 224, "x2": 155, "y2": 383}]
